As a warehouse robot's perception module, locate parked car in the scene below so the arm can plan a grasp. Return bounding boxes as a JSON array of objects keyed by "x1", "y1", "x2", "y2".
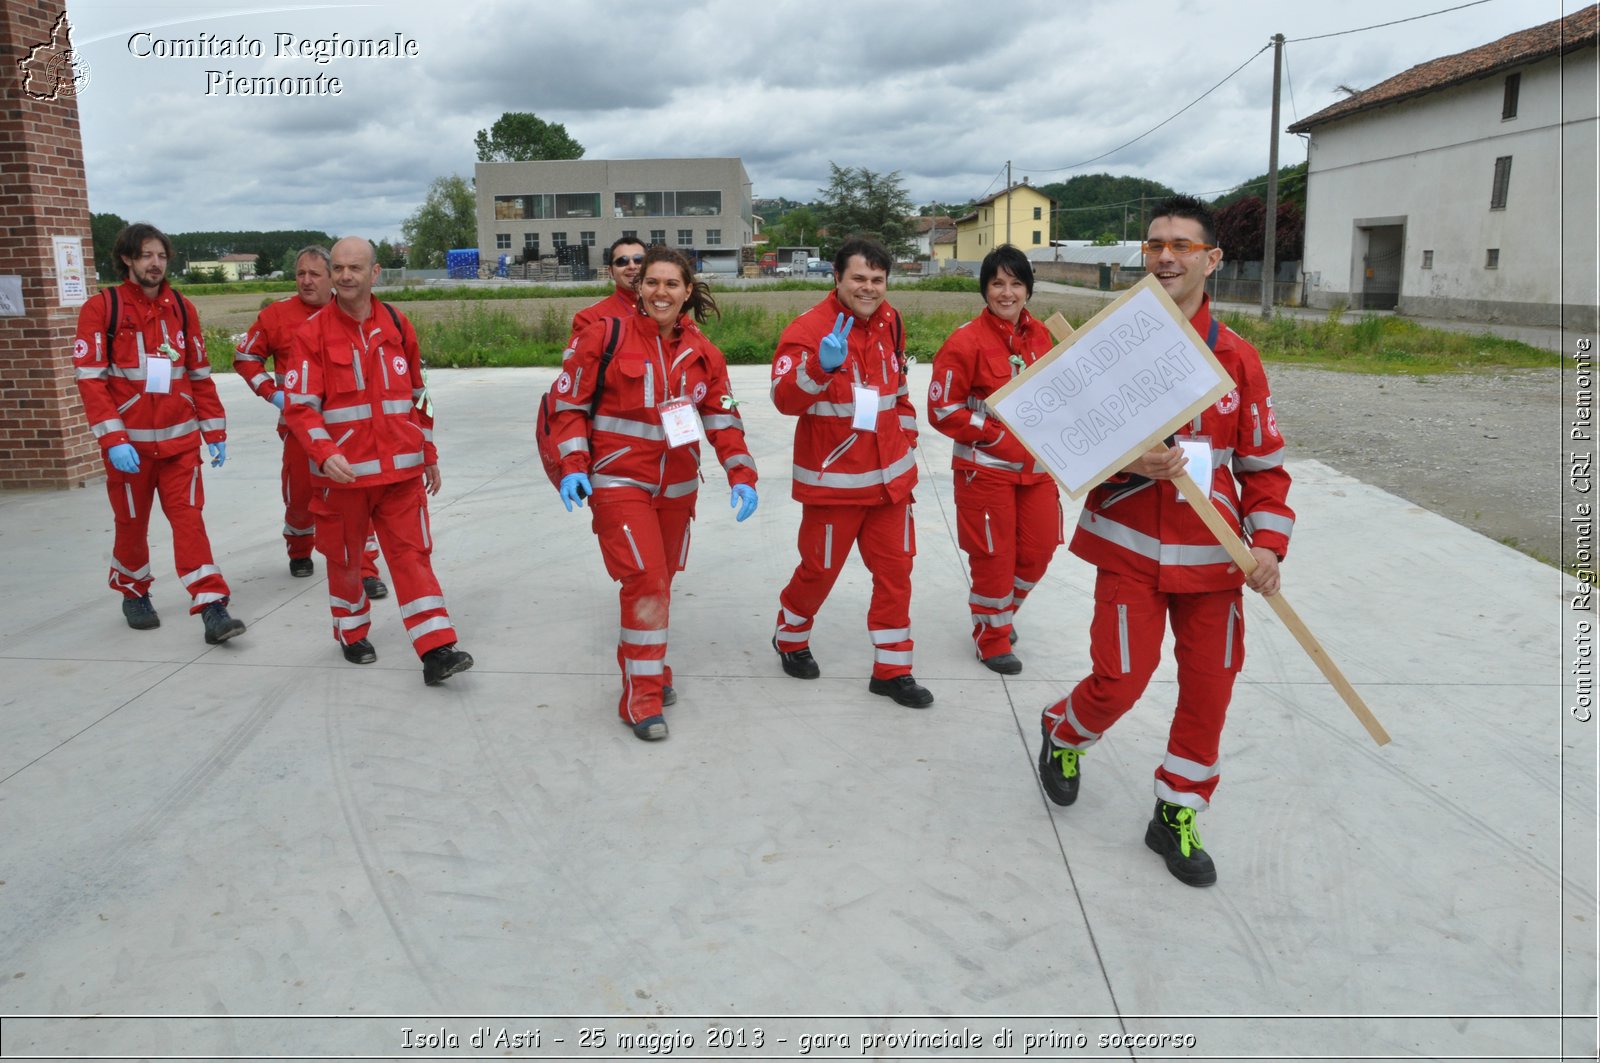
[{"x1": 804, "y1": 257, "x2": 832, "y2": 278}]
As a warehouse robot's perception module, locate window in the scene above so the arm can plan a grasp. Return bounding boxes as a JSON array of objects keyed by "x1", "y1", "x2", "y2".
[
  {"x1": 495, "y1": 194, "x2": 553, "y2": 219},
  {"x1": 495, "y1": 233, "x2": 511, "y2": 249},
  {"x1": 554, "y1": 193, "x2": 600, "y2": 219},
  {"x1": 1422, "y1": 250, "x2": 1434, "y2": 269},
  {"x1": 1033, "y1": 206, "x2": 1042, "y2": 220},
  {"x1": 580, "y1": 231, "x2": 595, "y2": 247},
  {"x1": 522, "y1": 237, "x2": 539, "y2": 260},
  {"x1": 615, "y1": 191, "x2": 671, "y2": 217},
  {"x1": 649, "y1": 229, "x2": 666, "y2": 246},
  {"x1": 705, "y1": 229, "x2": 722, "y2": 246},
  {"x1": 676, "y1": 190, "x2": 721, "y2": 217},
  {"x1": 1502, "y1": 72, "x2": 1521, "y2": 119},
  {"x1": 551, "y1": 232, "x2": 568, "y2": 249},
  {"x1": 1490, "y1": 156, "x2": 1513, "y2": 209},
  {"x1": 621, "y1": 229, "x2": 637, "y2": 241},
  {"x1": 1032, "y1": 230, "x2": 1042, "y2": 245},
  {"x1": 1485, "y1": 248, "x2": 1500, "y2": 269},
  {"x1": 523, "y1": 232, "x2": 537, "y2": 248},
  {"x1": 677, "y1": 229, "x2": 694, "y2": 246}
]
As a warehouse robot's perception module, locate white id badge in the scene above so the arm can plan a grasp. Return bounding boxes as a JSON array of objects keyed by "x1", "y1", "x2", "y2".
[
  {"x1": 658, "y1": 396, "x2": 703, "y2": 448},
  {"x1": 1176, "y1": 437, "x2": 1213, "y2": 502},
  {"x1": 851, "y1": 385, "x2": 880, "y2": 431},
  {"x1": 144, "y1": 356, "x2": 172, "y2": 394}
]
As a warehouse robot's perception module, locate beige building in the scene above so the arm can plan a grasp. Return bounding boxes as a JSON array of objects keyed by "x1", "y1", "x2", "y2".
[
  {"x1": 475, "y1": 157, "x2": 755, "y2": 274},
  {"x1": 953, "y1": 182, "x2": 1054, "y2": 261},
  {"x1": 187, "y1": 253, "x2": 258, "y2": 281}
]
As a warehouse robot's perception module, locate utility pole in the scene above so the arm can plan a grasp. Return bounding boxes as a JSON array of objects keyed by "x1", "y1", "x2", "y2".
[
  {"x1": 1262, "y1": 32, "x2": 1285, "y2": 320},
  {"x1": 1005, "y1": 159, "x2": 1013, "y2": 247}
]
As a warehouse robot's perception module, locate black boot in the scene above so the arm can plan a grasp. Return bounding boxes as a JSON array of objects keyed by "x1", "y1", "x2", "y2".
[
  {"x1": 122, "y1": 594, "x2": 160, "y2": 630},
  {"x1": 422, "y1": 643, "x2": 473, "y2": 685},
  {"x1": 1144, "y1": 800, "x2": 1217, "y2": 886},
  {"x1": 201, "y1": 602, "x2": 245, "y2": 644}
]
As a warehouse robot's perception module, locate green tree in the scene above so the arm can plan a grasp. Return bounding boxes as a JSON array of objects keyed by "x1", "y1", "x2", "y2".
[
  {"x1": 762, "y1": 204, "x2": 821, "y2": 250},
  {"x1": 1036, "y1": 173, "x2": 1176, "y2": 241},
  {"x1": 402, "y1": 175, "x2": 477, "y2": 269},
  {"x1": 815, "y1": 164, "x2": 915, "y2": 260},
  {"x1": 1091, "y1": 231, "x2": 1120, "y2": 246},
  {"x1": 474, "y1": 112, "x2": 584, "y2": 162},
  {"x1": 90, "y1": 211, "x2": 128, "y2": 281},
  {"x1": 1210, "y1": 162, "x2": 1308, "y2": 211},
  {"x1": 374, "y1": 239, "x2": 406, "y2": 269}
]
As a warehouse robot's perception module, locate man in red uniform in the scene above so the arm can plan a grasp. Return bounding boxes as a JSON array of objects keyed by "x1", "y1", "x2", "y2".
[
  {"x1": 769, "y1": 237, "x2": 932, "y2": 708},
  {"x1": 234, "y1": 245, "x2": 386, "y2": 594},
  {"x1": 1037, "y1": 195, "x2": 1293, "y2": 886},
  {"x1": 567, "y1": 235, "x2": 644, "y2": 345},
  {"x1": 72, "y1": 222, "x2": 246, "y2": 644},
  {"x1": 284, "y1": 237, "x2": 472, "y2": 685}
]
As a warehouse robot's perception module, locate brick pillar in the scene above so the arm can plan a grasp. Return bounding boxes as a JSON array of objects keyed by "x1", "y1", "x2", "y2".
[{"x1": 0, "y1": 0, "x2": 98, "y2": 489}]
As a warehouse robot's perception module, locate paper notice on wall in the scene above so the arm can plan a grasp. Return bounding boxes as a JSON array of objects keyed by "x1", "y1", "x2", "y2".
[
  {"x1": 53, "y1": 236, "x2": 88, "y2": 306},
  {"x1": 0, "y1": 276, "x2": 23, "y2": 317}
]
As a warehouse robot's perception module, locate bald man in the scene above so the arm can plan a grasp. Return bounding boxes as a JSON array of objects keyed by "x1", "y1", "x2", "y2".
[{"x1": 284, "y1": 237, "x2": 473, "y2": 686}]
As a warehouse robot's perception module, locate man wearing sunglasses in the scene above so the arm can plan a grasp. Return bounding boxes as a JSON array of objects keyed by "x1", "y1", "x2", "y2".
[
  {"x1": 1037, "y1": 194, "x2": 1294, "y2": 887},
  {"x1": 568, "y1": 236, "x2": 647, "y2": 345}
]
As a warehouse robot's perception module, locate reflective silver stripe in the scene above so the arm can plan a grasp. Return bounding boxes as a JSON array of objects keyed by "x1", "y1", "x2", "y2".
[
  {"x1": 381, "y1": 399, "x2": 412, "y2": 415},
  {"x1": 974, "y1": 609, "x2": 1016, "y2": 626},
  {"x1": 592, "y1": 447, "x2": 630, "y2": 471},
  {"x1": 287, "y1": 393, "x2": 322, "y2": 410},
  {"x1": 347, "y1": 460, "x2": 382, "y2": 476},
  {"x1": 969, "y1": 592, "x2": 1011, "y2": 609},
  {"x1": 286, "y1": 523, "x2": 315, "y2": 536},
  {"x1": 702, "y1": 413, "x2": 742, "y2": 430},
  {"x1": 593, "y1": 415, "x2": 666, "y2": 440},
  {"x1": 678, "y1": 526, "x2": 691, "y2": 568},
  {"x1": 794, "y1": 364, "x2": 829, "y2": 395},
  {"x1": 1211, "y1": 492, "x2": 1240, "y2": 525},
  {"x1": 108, "y1": 363, "x2": 147, "y2": 381},
  {"x1": 179, "y1": 564, "x2": 221, "y2": 588},
  {"x1": 806, "y1": 393, "x2": 897, "y2": 418},
  {"x1": 123, "y1": 484, "x2": 136, "y2": 519},
  {"x1": 249, "y1": 373, "x2": 272, "y2": 390},
  {"x1": 323, "y1": 404, "x2": 372, "y2": 423},
  {"x1": 1234, "y1": 449, "x2": 1285, "y2": 472},
  {"x1": 1078, "y1": 513, "x2": 1233, "y2": 567},
  {"x1": 198, "y1": 418, "x2": 225, "y2": 433},
  {"x1": 351, "y1": 350, "x2": 365, "y2": 390},
  {"x1": 621, "y1": 627, "x2": 669, "y2": 646},
  {"x1": 625, "y1": 658, "x2": 665, "y2": 676},
  {"x1": 970, "y1": 408, "x2": 987, "y2": 430},
  {"x1": 557, "y1": 437, "x2": 589, "y2": 456},
  {"x1": 334, "y1": 613, "x2": 369, "y2": 631},
  {"x1": 275, "y1": 373, "x2": 286, "y2": 386},
  {"x1": 307, "y1": 427, "x2": 332, "y2": 442},
  {"x1": 1014, "y1": 576, "x2": 1039, "y2": 591},
  {"x1": 189, "y1": 365, "x2": 212, "y2": 379},
  {"x1": 622, "y1": 524, "x2": 644, "y2": 569},
  {"x1": 904, "y1": 505, "x2": 912, "y2": 552},
  {"x1": 1153, "y1": 779, "x2": 1208, "y2": 811},
  {"x1": 116, "y1": 396, "x2": 139, "y2": 414},
  {"x1": 662, "y1": 478, "x2": 698, "y2": 498},
  {"x1": 899, "y1": 415, "x2": 917, "y2": 431},
  {"x1": 593, "y1": 474, "x2": 656, "y2": 492},
  {"x1": 775, "y1": 628, "x2": 808, "y2": 644},
  {"x1": 192, "y1": 591, "x2": 226, "y2": 606},
  {"x1": 870, "y1": 627, "x2": 910, "y2": 644},
  {"x1": 781, "y1": 607, "x2": 807, "y2": 626},
  {"x1": 126, "y1": 421, "x2": 198, "y2": 442},
  {"x1": 91, "y1": 418, "x2": 125, "y2": 438},
  {"x1": 76, "y1": 366, "x2": 108, "y2": 380},
  {"x1": 820, "y1": 435, "x2": 858, "y2": 468},
  {"x1": 419, "y1": 505, "x2": 430, "y2": 550},
  {"x1": 235, "y1": 353, "x2": 263, "y2": 364},
  {"x1": 1224, "y1": 604, "x2": 1237, "y2": 669},
  {"x1": 420, "y1": 427, "x2": 434, "y2": 442},
  {"x1": 875, "y1": 649, "x2": 914, "y2": 666},
  {"x1": 983, "y1": 512, "x2": 993, "y2": 554},
  {"x1": 1162, "y1": 542, "x2": 1233, "y2": 566},
  {"x1": 329, "y1": 594, "x2": 365, "y2": 611},
  {"x1": 823, "y1": 524, "x2": 833, "y2": 570},
  {"x1": 1163, "y1": 752, "x2": 1220, "y2": 781},
  {"x1": 393, "y1": 451, "x2": 425, "y2": 469},
  {"x1": 792, "y1": 448, "x2": 916, "y2": 490},
  {"x1": 723, "y1": 454, "x2": 755, "y2": 471},
  {"x1": 551, "y1": 398, "x2": 590, "y2": 414},
  {"x1": 1065, "y1": 696, "x2": 1102, "y2": 743},
  {"x1": 1117, "y1": 604, "x2": 1131, "y2": 673},
  {"x1": 1243, "y1": 511, "x2": 1295, "y2": 538},
  {"x1": 399, "y1": 595, "x2": 448, "y2": 619},
  {"x1": 1212, "y1": 447, "x2": 1234, "y2": 468},
  {"x1": 188, "y1": 466, "x2": 198, "y2": 507},
  {"x1": 931, "y1": 403, "x2": 963, "y2": 420},
  {"x1": 111, "y1": 557, "x2": 150, "y2": 580},
  {"x1": 406, "y1": 616, "x2": 452, "y2": 643},
  {"x1": 334, "y1": 429, "x2": 355, "y2": 448},
  {"x1": 411, "y1": 387, "x2": 425, "y2": 400},
  {"x1": 1250, "y1": 403, "x2": 1262, "y2": 446}
]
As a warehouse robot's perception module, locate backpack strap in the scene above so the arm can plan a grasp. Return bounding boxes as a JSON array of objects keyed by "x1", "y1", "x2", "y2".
[
  {"x1": 588, "y1": 316, "x2": 624, "y2": 414},
  {"x1": 102, "y1": 287, "x2": 119, "y2": 355},
  {"x1": 1206, "y1": 317, "x2": 1219, "y2": 351}
]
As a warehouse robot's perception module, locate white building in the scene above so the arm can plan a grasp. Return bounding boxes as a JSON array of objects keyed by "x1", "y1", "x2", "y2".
[{"x1": 1289, "y1": 8, "x2": 1597, "y2": 330}]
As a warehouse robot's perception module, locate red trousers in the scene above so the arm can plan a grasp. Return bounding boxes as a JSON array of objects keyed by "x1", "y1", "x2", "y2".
[
  {"x1": 282, "y1": 427, "x2": 378, "y2": 577},
  {"x1": 953, "y1": 471, "x2": 1061, "y2": 657},
  {"x1": 311, "y1": 477, "x2": 456, "y2": 658},
  {"x1": 775, "y1": 500, "x2": 915, "y2": 680},
  {"x1": 1043, "y1": 569, "x2": 1244, "y2": 810},
  {"x1": 590, "y1": 489, "x2": 693, "y2": 725},
  {"x1": 105, "y1": 450, "x2": 229, "y2": 614}
]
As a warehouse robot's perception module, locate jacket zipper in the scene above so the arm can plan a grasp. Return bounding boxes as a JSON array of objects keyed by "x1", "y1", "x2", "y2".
[{"x1": 821, "y1": 434, "x2": 858, "y2": 469}]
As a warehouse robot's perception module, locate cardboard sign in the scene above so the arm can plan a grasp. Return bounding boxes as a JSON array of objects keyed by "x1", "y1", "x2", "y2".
[{"x1": 987, "y1": 275, "x2": 1235, "y2": 499}]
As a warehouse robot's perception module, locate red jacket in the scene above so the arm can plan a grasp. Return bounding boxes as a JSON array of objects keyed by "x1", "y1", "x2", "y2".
[
  {"x1": 234, "y1": 295, "x2": 320, "y2": 409},
  {"x1": 547, "y1": 312, "x2": 756, "y2": 505},
  {"x1": 72, "y1": 280, "x2": 226, "y2": 459},
  {"x1": 769, "y1": 292, "x2": 918, "y2": 505},
  {"x1": 568, "y1": 286, "x2": 640, "y2": 347},
  {"x1": 1070, "y1": 296, "x2": 1293, "y2": 592},
  {"x1": 283, "y1": 297, "x2": 436, "y2": 489},
  {"x1": 928, "y1": 306, "x2": 1054, "y2": 483}
]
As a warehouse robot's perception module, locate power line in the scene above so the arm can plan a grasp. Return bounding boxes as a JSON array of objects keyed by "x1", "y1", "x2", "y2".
[
  {"x1": 1017, "y1": 43, "x2": 1270, "y2": 175},
  {"x1": 1282, "y1": 42, "x2": 1300, "y2": 121},
  {"x1": 1285, "y1": 0, "x2": 1497, "y2": 42}
]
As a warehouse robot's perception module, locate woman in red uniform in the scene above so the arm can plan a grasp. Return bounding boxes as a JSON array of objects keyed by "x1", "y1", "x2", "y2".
[
  {"x1": 927, "y1": 245, "x2": 1061, "y2": 674},
  {"x1": 545, "y1": 246, "x2": 759, "y2": 740}
]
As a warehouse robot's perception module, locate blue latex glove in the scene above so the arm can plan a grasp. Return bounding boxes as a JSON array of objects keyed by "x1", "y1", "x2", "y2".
[
  {"x1": 730, "y1": 483, "x2": 758, "y2": 522},
  {"x1": 270, "y1": 391, "x2": 286, "y2": 410},
  {"x1": 559, "y1": 471, "x2": 592, "y2": 511},
  {"x1": 208, "y1": 442, "x2": 226, "y2": 468},
  {"x1": 107, "y1": 443, "x2": 140, "y2": 473},
  {"x1": 817, "y1": 312, "x2": 854, "y2": 372}
]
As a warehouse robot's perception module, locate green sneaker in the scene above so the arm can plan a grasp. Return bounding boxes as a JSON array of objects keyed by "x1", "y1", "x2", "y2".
[
  {"x1": 1144, "y1": 800, "x2": 1217, "y2": 886},
  {"x1": 1037, "y1": 723, "x2": 1081, "y2": 806}
]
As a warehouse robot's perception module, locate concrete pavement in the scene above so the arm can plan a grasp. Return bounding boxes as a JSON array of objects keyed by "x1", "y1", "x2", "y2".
[{"x1": 0, "y1": 366, "x2": 1592, "y2": 1061}]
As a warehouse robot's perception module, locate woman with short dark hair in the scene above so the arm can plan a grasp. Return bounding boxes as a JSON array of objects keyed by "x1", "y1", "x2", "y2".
[{"x1": 926, "y1": 244, "x2": 1061, "y2": 674}]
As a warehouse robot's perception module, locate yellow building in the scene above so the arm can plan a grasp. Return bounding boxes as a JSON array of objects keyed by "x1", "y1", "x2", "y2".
[
  {"x1": 953, "y1": 182, "x2": 1053, "y2": 261},
  {"x1": 185, "y1": 253, "x2": 258, "y2": 281}
]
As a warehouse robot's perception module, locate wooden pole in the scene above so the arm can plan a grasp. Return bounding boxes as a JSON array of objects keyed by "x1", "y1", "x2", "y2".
[{"x1": 1037, "y1": 315, "x2": 1389, "y2": 745}]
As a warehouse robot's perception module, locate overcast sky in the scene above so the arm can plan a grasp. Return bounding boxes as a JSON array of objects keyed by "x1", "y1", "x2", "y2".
[{"x1": 58, "y1": 0, "x2": 1588, "y2": 240}]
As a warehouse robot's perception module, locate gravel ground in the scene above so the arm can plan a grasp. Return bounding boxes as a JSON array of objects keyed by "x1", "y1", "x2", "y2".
[{"x1": 192, "y1": 289, "x2": 1572, "y2": 566}]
